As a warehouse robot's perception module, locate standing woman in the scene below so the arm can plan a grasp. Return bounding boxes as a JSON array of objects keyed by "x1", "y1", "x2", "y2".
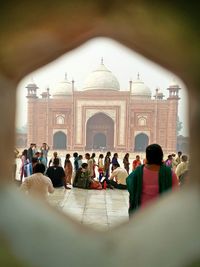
[
  {"x1": 126, "y1": 144, "x2": 179, "y2": 215},
  {"x1": 20, "y1": 149, "x2": 28, "y2": 182},
  {"x1": 123, "y1": 153, "x2": 130, "y2": 174},
  {"x1": 104, "y1": 151, "x2": 111, "y2": 179},
  {"x1": 40, "y1": 142, "x2": 49, "y2": 167},
  {"x1": 98, "y1": 154, "x2": 104, "y2": 182},
  {"x1": 111, "y1": 153, "x2": 119, "y2": 171},
  {"x1": 91, "y1": 153, "x2": 97, "y2": 178},
  {"x1": 64, "y1": 154, "x2": 73, "y2": 187}
]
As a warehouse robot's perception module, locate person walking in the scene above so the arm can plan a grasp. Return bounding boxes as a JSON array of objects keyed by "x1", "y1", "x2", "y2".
[
  {"x1": 73, "y1": 152, "x2": 79, "y2": 173},
  {"x1": 64, "y1": 154, "x2": 73, "y2": 188},
  {"x1": 111, "y1": 153, "x2": 119, "y2": 171},
  {"x1": 132, "y1": 155, "x2": 141, "y2": 171},
  {"x1": 98, "y1": 154, "x2": 104, "y2": 182},
  {"x1": 123, "y1": 153, "x2": 130, "y2": 174},
  {"x1": 104, "y1": 151, "x2": 111, "y2": 179},
  {"x1": 20, "y1": 149, "x2": 29, "y2": 182}
]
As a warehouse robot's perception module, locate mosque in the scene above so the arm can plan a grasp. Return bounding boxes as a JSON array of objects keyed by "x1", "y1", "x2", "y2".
[{"x1": 25, "y1": 60, "x2": 181, "y2": 153}]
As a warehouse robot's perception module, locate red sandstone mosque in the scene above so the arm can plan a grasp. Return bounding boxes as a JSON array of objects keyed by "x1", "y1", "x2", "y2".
[{"x1": 25, "y1": 60, "x2": 181, "y2": 153}]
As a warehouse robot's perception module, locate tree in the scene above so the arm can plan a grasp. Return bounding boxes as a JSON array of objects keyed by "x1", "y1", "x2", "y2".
[{"x1": 177, "y1": 116, "x2": 183, "y2": 135}]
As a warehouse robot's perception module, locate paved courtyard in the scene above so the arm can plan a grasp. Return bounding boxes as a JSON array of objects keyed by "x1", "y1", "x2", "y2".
[{"x1": 48, "y1": 187, "x2": 129, "y2": 231}]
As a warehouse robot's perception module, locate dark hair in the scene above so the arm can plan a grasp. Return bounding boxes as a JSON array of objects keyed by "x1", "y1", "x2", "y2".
[
  {"x1": 99, "y1": 154, "x2": 104, "y2": 158},
  {"x1": 113, "y1": 153, "x2": 118, "y2": 157},
  {"x1": 112, "y1": 163, "x2": 120, "y2": 168},
  {"x1": 65, "y1": 153, "x2": 70, "y2": 159},
  {"x1": 73, "y1": 152, "x2": 78, "y2": 158},
  {"x1": 146, "y1": 144, "x2": 163, "y2": 165},
  {"x1": 81, "y1": 163, "x2": 88, "y2": 169},
  {"x1": 106, "y1": 151, "x2": 111, "y2": 157},
  {"x1": 53, "y1": 158, "x2": 59, "y2": 165},
  {"x1": 91, "y1": 153, "x2": 95, "y2": 158},
  {"x1": 181, "y1": 155, "x2": 188, "y2": 162},
  {"x1": 32, "y1": 157, "x2": 38, "y2": 164},
  {"x1": 85, "y1": 153, "x2": 90, "y2": 158},
  {"x1": 34, "y1": 163, "x2": 45, "y2": 174},
  {"x1": 124, "y1": 153, "x2": 129, "y2": 158},
  {"x1": 22, "y1": 149, "x2": 28, "y2": 156}
]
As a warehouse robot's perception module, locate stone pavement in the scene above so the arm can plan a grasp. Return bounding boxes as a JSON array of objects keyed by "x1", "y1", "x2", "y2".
[{"x1": 48, "y1": 187, "x2": 129, "y2": 231}]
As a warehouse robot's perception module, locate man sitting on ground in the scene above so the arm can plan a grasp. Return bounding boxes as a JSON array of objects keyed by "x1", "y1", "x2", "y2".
[
  {"x1": 107, "y1": 163, "x2": 128, "y2": 190},
  {"x1": 20, "y1": 163, "x2": 54, "y2": 199}
]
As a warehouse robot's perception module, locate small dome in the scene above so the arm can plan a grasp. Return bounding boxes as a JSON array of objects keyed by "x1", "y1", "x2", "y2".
[
  {"x1": 52, "y1": 74, "x2": 73, "y2": 97},
  {"x1": 131, "y1": 74, "x2": 151, "y2": 98},
  {"x1": 83, "y1": 60, "x2": 120, "y2": 91},
  {"x1": 26, "y1": 83, "x2": 38, "y2": 89},
  {"x1": 168, "y1": 79, "x2": 180, "y2": 88}
]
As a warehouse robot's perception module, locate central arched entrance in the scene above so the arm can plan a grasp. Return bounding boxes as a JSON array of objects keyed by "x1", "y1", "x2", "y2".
[
  {"x1": 86, "y1": 113, "x2": 114, "y2": 150},
  {"x1": 134, "y1": 133, "x2": 149, "y2": 152},
  {"x1": 53, "y1": 131, "x2": 67, "y2": 149},
  {"x1": 93, "y1": 133, "x2": 106, "y2": 149}
]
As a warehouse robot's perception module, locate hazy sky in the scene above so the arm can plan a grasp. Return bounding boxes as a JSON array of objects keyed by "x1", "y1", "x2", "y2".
[{"x1": 16, "y1": 37, "x2": 189, "y2": 136}]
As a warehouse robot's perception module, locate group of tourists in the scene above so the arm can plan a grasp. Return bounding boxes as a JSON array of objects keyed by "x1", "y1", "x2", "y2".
[
  {"x1": 19, "y1": 143, "x2": 49, "y2": 181},
  {"x1": 17, "y1": 142, "x2": 189, "y2": 214}
]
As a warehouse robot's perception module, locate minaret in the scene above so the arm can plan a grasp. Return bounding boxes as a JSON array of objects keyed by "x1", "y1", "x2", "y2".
[
  {"x1": 129, "y1": 79, "x2": 132, "y2": 92},
  {"x1": 26, "y1": 80, "x2": 38, "y2": 98},
  {"x1": 166, "y1": 81, "x2": 181, "y2": 152},
  {"x1": 26, "y1": 81, "x2": 39, "y2": 144},
  {"x1": 167, "y1": 81, "x2": 181, "y2": 100}
]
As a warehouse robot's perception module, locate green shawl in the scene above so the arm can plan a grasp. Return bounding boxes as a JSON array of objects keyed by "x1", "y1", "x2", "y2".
[{"x1": 126, "y1": 164, "x2": 172, "y2": 215}]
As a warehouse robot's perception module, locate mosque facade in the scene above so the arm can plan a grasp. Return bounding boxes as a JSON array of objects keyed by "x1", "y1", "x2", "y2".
[{"x1": 26, "y1": 61, "x2": 180, "y2": 153}]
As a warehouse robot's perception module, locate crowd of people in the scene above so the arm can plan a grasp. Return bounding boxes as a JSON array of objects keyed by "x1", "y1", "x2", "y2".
[{"x1": 16, "y1": 143, "x2": 189, "y2": 209}]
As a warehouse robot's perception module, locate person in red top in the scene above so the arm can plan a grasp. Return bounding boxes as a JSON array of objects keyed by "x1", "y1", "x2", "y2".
[
  {"x1": 127, "y1": 144, "x2": 179, "y2": 215},
  {"x1": 132, "y1": 155, "x2": 141, "y2": 170}
]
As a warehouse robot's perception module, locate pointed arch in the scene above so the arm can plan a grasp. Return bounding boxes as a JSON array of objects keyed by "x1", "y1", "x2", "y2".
[
  {"x1": 86, "y1": 112, "x2": 114, "y2": 150},
  {"x1": 53, "y1": 131, "x2": 67, "y2": 149},
  {"x1": 134, "y1": 133, "x2": 149, "y2": 152}
]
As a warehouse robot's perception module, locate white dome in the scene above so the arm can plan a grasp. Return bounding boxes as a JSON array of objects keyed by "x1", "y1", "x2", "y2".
[
  {"x1": 131, "y1": 74, "x2": 151, "y2": 98},
  {"x1": 52, "y1": 74, "x2": 73, "y2": 97},
  {"x1": 83, "y1": 61, "x2": 120, "y2": 91}
]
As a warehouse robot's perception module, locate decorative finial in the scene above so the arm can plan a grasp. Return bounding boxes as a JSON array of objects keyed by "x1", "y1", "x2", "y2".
[
  {"x1": 71, "y1": 78, "x2": 75, "y2": 91},
  {"x1": 65, "y1": 73, "x2": 67, "y2": 80},
  {"x1": 137, "y1": 72, "x2": 140, "y2": 80},
  {"x1": 101, "y1": 57, "x2": 104, "y2": 65}
]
